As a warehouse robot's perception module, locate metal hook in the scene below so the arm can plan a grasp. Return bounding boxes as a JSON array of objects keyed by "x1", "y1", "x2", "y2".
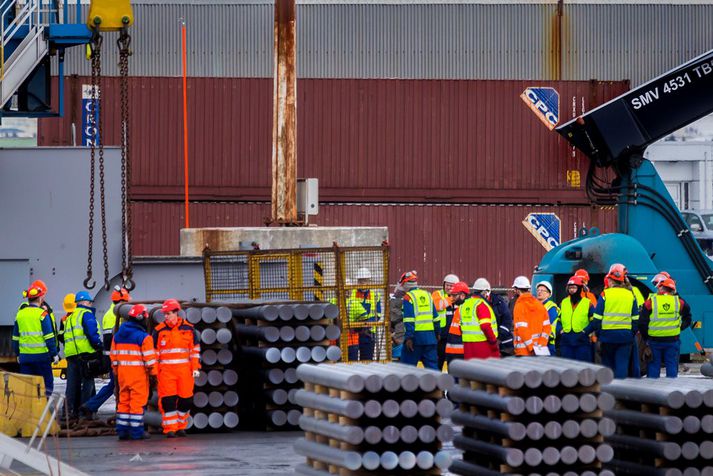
[{"x1": 83, "y1": 276, "x2": 96, "y2": 290}]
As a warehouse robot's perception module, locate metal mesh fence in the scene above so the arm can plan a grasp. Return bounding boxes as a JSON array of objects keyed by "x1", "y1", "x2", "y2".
[{"x1": 203, "y1": 244, "x2": 391, "y2": 362}]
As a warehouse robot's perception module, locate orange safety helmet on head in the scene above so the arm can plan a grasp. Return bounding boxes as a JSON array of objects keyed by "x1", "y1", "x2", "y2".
[
  {"x1": 128, "y1": 304, "x2": 149, "y2": 320},
  {"x1": 606, "y1": 263, "x2": 627, "y2": 283},
  {"x1": 567, "y1": 275, "x2": 585, "y2": 287},
  {"x1": 399, "y1": 271, "x2": 418, "y2": 285},
  {"x1": 659, "y1": 278, "x2": 676, "y2": 293},
  {"x1": 450, "y1": 282, "x2": 470, "y2": 296},
  {"x1": 31, "y1": 280, "x2": 48, "y2": 295},
  {"x1": 161, "y1": 299, "x2": 181, "y2": 313},
  {"x1": 23, "y1": 284, "x2": 46, "y2": 299},
  {"x1": 574, "y1": 269, "x2": 590, "y2": 284},
  {"x1": 111, "y1": 286, "x2": 131, "y2": 303}
]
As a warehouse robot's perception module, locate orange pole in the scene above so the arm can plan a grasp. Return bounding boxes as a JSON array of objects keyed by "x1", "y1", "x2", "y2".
[{"x1": 181, "y1": 20, "x2": 190, "y2": 228}]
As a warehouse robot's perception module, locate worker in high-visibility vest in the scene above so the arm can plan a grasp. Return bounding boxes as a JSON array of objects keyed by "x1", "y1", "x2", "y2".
[
  {"x1": 433, "y1": 274, "x2": 458, "y2": 370},
  {"x1": 557, "y1": 275, "x2": 595, "y2": 362},
  {"x1": 400, "y1": 271, "x2": 440, "y2": 369},
  {"x1": 640, "y1": 278, "x2": 691, "y2": 378},
  {"x1": 444, "y1": 281, "x2": 470, "y2": 362},
  {"x1": 574, "y1": 269, "x2": 598, "y2": 306},
  {"x1": 473, "y1": 278, "x2": 514, "y2": 356},
  {"x1": 511, "y1": 276, "x2": 550, "y2": 356},
  {"x1": 459, "y1": 283, "x2": 500, "y2": 359},
  {"x1": 590, "y1": 264, "x2": 640, "y2": 379},
  {"x1": 12, "y1": 282, "x2": 59, "y2": 397},
  {"x1": 346, "y1": 268, "x2": 381, "y2": 361},
  {"x1": 536, "y1": 281, "x2": 559, "y2": 356},
  {"x1": 81, "y1": 286, "x2": 131, "y2": 417}
]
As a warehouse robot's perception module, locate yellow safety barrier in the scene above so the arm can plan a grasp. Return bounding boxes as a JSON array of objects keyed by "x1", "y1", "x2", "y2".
[{"x1": 0, "y1": 371, "x2": 58, "y2": 437}]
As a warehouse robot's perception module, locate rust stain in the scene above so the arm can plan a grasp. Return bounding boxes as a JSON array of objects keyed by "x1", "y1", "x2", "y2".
[
  {"x1": 548, "y1": 0, "x2": 564, "y2": 80},
  {"x1": 271, "y1": 0, "x2": 298, "y2": 224}
]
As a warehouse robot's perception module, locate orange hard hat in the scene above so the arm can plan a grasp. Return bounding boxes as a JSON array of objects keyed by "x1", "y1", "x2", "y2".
[
  {"x1": 128, "y1": 304, "x2": 149, "y2": 320},
  {"x1": 574, "y1": 269, "x2": 590, "y2": 283},
  {"x1": 606, "y1": 263, "x2": 627, "y2": 283},
  {"x1": 399, "y1": 271, "x2": 418, "y2": 285},
  {"x1": 111, "y1": 286, "x2": 131, "y2": 303},
  {"x1": 450, "y1": 282, "x2": 470, "y2": 295},
  {"x1": 23, "y1": 284, "x2": 46, "y2": 299},
  {"x1": 659, "y1": 278, "x2": 676, "y2": 292},
  {"x1": 567, "y1": 275, "x2": 585, "y2": 287},
  {"x1": 161, "y1": 299, "x2": 181, "y2": 313}
]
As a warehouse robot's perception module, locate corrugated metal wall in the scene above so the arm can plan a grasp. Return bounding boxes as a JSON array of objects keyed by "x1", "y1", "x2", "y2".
[
  {"x1": 131, "y1": 201, "x2": 616, "y2": 286},
  {"x1": 59, "y1": 1, "x2": 713, "y2": 85},
  {"x1": 39, "y1": 76, "x2": 629, "y2": 203}
]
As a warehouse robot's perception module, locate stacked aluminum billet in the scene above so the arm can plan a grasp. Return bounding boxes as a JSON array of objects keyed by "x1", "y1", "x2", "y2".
[
  {"x1": 448, "y1": 357, "x2": 616, "y2": 476},
  {"x1": 293, "y1": 362, "x2": 455, "y2": 475},
  {"x1": 233, "y1": 303, "x2": 342, "y2": 430},
  {"x1": 702, "y1": 354, "x2": 713, "y2": 378},
  {"x1": 602, "y1": 378, "x2": 713, "y2": 475}
]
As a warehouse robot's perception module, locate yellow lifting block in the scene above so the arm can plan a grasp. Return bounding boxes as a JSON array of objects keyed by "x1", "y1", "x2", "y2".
[
  {"x1": 0, "y1": 371, "x2": 58, "y2": 437},
  {"x1": 87, "y1": 0, "x2": 134, "y2": 31}
]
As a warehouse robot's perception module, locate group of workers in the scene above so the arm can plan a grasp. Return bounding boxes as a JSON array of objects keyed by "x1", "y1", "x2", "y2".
[
  {"x1": 12, "y1": 281, "x2": 201, "y2": 440},
  {"x1": 370, "y1": 264, "x2": 690, "y2": 379}
]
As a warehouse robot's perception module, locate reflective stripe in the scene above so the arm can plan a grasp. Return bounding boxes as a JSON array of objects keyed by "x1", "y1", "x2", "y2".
[
  {"x1": 19, "y1": 331, "x2": 43, "y2": 336},
  {"x1": 162, "y1": 419, "x2": 179, "y2": 425},
  {"x1": 115, "y1": 361, "x2": 147, "y2": 366},
  {"x1": 102, "y1": 329, "x2": 113, "y2": 335},
  {"x1": 111, "y1": 349, "x2": 143, "y2": 356},
  {"x1": 164, "y1": 411, "x2": 179, "y2": 417},
  {"x1": 515, "y1": 322, "x2": 528, "y2": 328},
  {"x1": 19, "y1": 342, "x2": 50, "y2": 348},
  {"x1": 129, "y1": 415, "x2": 144, "y2": 420},
  {"x1": 103, "y1": 351, "x2": 110, "y2": 356},
  {"x1": 159, "y1": 358, "x2": 190, "y2": 364},
  {"x1": 143, "y1": 349, "x2": 156, "y2": 356},
  {"x1": 145, "y1": 359, "x2": 157, "y2": 366},
  {"x1": 159, "y1": 348, "x2": 190, "y2": 354},
  {"x1": 129, "y1": 421, "x2": 144, "y2": 427}
]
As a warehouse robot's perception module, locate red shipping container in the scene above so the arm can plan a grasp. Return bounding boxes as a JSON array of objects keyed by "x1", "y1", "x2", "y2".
[
  {"x1": 40, "y1": 77, "x2": 628, "y2": 204},
  {"x1": 131, "y1": 201, "x2": 616, "y2": 287}
]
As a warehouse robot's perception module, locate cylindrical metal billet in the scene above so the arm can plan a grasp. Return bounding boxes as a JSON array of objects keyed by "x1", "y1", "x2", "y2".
[
  {"x1": 242, "y1": 346, "x2": 281, "y2": 364},
  {"x1": 418, "y1": 399, "x2": 436, "y2": 418},
  {"x1": 224, "y1": 390, "x2": 239, "y2": 407},
  {"x1": 267, "y1": 410, "x2": 287, "y2": 427},
  {"x1": 580, "y1": 393, "x2": 598, "y2": 413},
  {"x1": 448, "y1": 459, "x2": 502, "y2": 476},
  {"x1": 676, "y1": 379, "x2": 713, "y2": 407},
  {"x1": 579, "y1": 444, "x2": 597, "y2": 464},
  {"x1": 195, "y1": 370, "x2": 208, "y2": 387},
  {"x1": 202, "y1": 307, "x2": 217, "y2": 324},
  {"x1": 527, "y1": 421, "x2": 545, "y2": 440},
  {"x1": 208, "y1": 391, "x2": 224, "y2": 407},
  {"x1": 208, "y1": 412, "x2": 223, "y2": 429},
  {"x1": 297, "y1": 364, "x2": 364, "y2": 393},
  {"x1": 681, "y1": 441, "x2": 699, "y2": 460},
  {"x1": 382, "y1": 399, "x2": 400, "y2": 418},
  {"x1": 451, "y1": 410, "x2": 526, "y2": 440},
  {"x1": 311, "y1": 346, "x2": 327, "y2": 362},
  {"x1": 415, "y1": 451, "x2": 434, "y2": 470},
  {"x1": 597, "y1": 443, "x2": 614, "y2": 463},
  {"x1": 296, "y1": 346, "x2": 312, "y2": 363},
  {"x1": 294, "y1": 304, "x2": 310, "y2": 321},
  {"x1": 217, "y1": 349, "x2": 233, "y2": 365},
  {"x1": 400, "y1": 425, "x2": 417, "y2": 444},
  {"x1": 382, "y1": 425, "x2": 400, "y2": 444},
  {"x1": 437, "y1": 424, "x2": 454, "y2": 442},
  {"x1": 364, "y1": 426, "x2": 382, "y2": 445},
  {"x1": 604, "y1": 409, "x2": 683, "y2": 434},
  {"x1": 295, "y1": 325, "x2": 311, "y2": 342},
  {"x1": 287, "y1": 409, "x2": 301, "y2": 426},
  {"x1": 562, "y1": 394, "x2": 580, "y2": 413},
  {"x1": 288, "y1": 388, "x2": 298, "y2": 404},
  {"x1": 400, "y1": 400, "x2": 418, "y2": 418},
  {"x1": 325, "y1": 324, "x2": 340, "y2": 340},
  {"x1": 434, "y1": 451, "x2": 453, "y2": 471},
  {"x1": 607, "y1": 434, "x2": 682, "y2": 460},
  {"x1": 326, "y1": 345, "x2": 341, "y2": 361},
  {"x1": 562, "y1": 420, "x2": 580, "y2": 439},
  {"x1": 683, "y1": 415, "x2": 701, "y2": 434},
  {"x1": 208, "y1": 370, "x2": 223, "y2": 386},
  {"x1": 607, "y1": 459, "x2": 683, "y2": 476},
  {"x1": 526, "y1": 447, "x2": 545, "y2": 466},
  {"x1": 702, "y1": 362, "x2": 713, "y2": 378},
  {"x1": 599, "y1": 417, "x2": 616, "y2": 437},
  {"x1": 194, "y1": 392, "x2": 208, "y2": 408},
  {"x1": 541, "y1": 447, "x2": 559, "y2": 466},
  {"x1": 703, "y1": 415, "x2": 713, "y2": 433},
  {"x1": 236, "y1": 324, "x2": 280, "y2": 343},
  {"x1": 418, "y1": 425, "x2": 436, "y2": 443},
  {"x1": 308, "y1": 303, "x2": 326, "y2": 320},
  {"x1": 186, "y1": 307, "x2": 202, "y2": 324},
  {"x1": 223, "y1": 369, "x2": 238, "y2": 386},
  {"x1": 381, "y1": 451, "x2": 399, "y2": 471},
  {"x1": 382, "y1": 363, "x2": 439, "y2": 392},
  {"x1": 387, "y1": 361, "x2": 454, "y2": 390},
  {"x1": 310, "y1": 326, "x2": 326, "y2": 342},
  {"x1": 201, "y1": 328, "x2": 217, "y2": 344},
  {"x1": 364, "y1": 400, "x2": 381, "y2": 418},
  {"x1": 284, "y1": 368, "x2": 298, "y2": 384},
  {"x1": 700, "y1": 440, "x2": 713, "y2": 459},
  {"x1": 266, "y1": 389, "x2": 288, "y2": 405},
  {"x1": 544, "y1": 421, "x2": 562, "y2": 440},
  {"x1": 437, "y1": 398, "x2": 454, "y2": 417},
  {"x1": 216, "y1": 328, "x2": 232, "y2": 344},
  {"x1": 603, "y1": 380, "x2": 686, "y2": 409},
  {"x1": 232, "y1": 305, "x2": 280, "y2": 322},
  {"x1": 293, "y1": 438, "x2": 362, "y2": 471},
  {"x1": 279, "y1": 326, "x2": 295, "y2": 342},
  {"x1": 598, "y1": 392, "x2": 616, "y2": 411},
  {"x1": 276, "y1": 305, "x2": 294, "y2": 321},
  {"x1": 293, "y1": 390, "x2": 364, "y2": 419},
  {"x1": 192, "y1": 412, "x2": 208, "y2": 429},
  {"x1": 448, "y1": 386, "x2": 526, "y2": 415},
  {"x1": 526, "y1": 395, "x2": 544, "y2": 414},
  {"x1": 321, "y1": 303, "x2": 339, "y2": 319},
  {"x1": 362, "y1": 452, "x2": 380, "y2": 471},
  {"x1": 223, "y1": 411, "x2": 238, "y2": 428},
  {"x1": 449, "y1": 359, "x2": 525, "y2": 390},
  {"x1": 281, "y1": 347, "x2": 296, "y2": 363},
  {"x1": 561, "y1": 446, "x2": 579, "y2": 465},
  {"x1": 399, "y1": 451, "x2": 416, "y2": 470},
  {"x1": 202, "y1": 349, "x2": 217, "y2": 366},
  {"x1": 328, "y1": 364, "x2": 383, "y2": 393},
  {"x1": 544, "y1": 394, "x2": 562, "y2": 414},
  {"x1": 482, "y1": 358, "x2": 543, "y2": 388},
  {"x1": 453, "y1": 434, "x2": 524, "y2": 467},
  {"x1": 216, "y1": 307, "x2": 232, "y2": 323}
]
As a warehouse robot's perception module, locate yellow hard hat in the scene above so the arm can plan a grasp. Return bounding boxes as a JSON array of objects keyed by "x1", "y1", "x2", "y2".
[{"x1": 63, "y1": 293, "x2": 77, "y2": 313}]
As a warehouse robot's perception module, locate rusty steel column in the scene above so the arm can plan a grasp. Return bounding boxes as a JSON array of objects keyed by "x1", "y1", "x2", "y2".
[{"x1": 271, "y1": 0, "x2": 297, "y2": 224}]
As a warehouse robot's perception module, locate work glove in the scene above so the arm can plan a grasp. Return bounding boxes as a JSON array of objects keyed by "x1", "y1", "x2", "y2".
[
  {"x1": 192, "y1": 370, "x2": 201, "y2": 378},
  {"x1": 405, "y1": 338, "x2": 414, "y2": 352},
  {"x1": 52, "y1": 355, "x2": 60, "y2": 365},
  {"x1": 641, "y1": 342, "x2": 653, "y2": 363}
]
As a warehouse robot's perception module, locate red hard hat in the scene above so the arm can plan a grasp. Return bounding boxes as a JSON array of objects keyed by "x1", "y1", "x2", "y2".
[
  {"x1": 399, "y1": 271, "x2": 418, "y2": 284},
  {"x1": 128, "y1": 304, "x2": 149, "y2": 320},
  {"x1": 111, "y1": 286, "x2": 131, "y2": 303},
  {"x1": 574, "y1": 269, "x2": 590, "y2": 283},
  {"x1": 24, "y1": 284, "x2": 46, "y2": 299},
  {"x1": 450, "y1": 281, "x2": 470, "y2": 295},
  {"x1": 659, "y1": 278, "x2": 676, "y2": 292},
  {"x1": 606, "y1": 263, "x2": 627, "y2": 283},
  {"x1": 31, "y1": 280, "x2": 48, "y2": 295},
  {"x1": 162, "y1": 299, "x2": 181, "y2": 313},
  {"x1": 567, "y1": 275, "x2": 585, "y2": 287}
]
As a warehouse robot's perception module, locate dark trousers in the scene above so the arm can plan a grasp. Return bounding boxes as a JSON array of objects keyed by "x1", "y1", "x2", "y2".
[
  {"x1": 600, "y1": 343, "x2": 633, "y2": 379},
  {"x1": 647, "y1": 340, "x2": 680, "y2": 378},
  {"x1": 401, "y1": 344, "x2": 438, "y2": 370},
  {"x1": 66, "y1": 356, "x2": 96, "y2": 418},
  {"x1": 437, "y1": 338, "x2": 447, "y2": 371},
  {"x1": 83, "y1": 370, "x2": 115, "y2": 412},
  {"x1": 348, "y1": 331, "x2": 374, "y2": 361},
  {"x1": 560, "y1": 342, "x2": 593, "y2": 362},
  {"x1": 19, "y1": 361, "x2": 54, "y2": 397}
]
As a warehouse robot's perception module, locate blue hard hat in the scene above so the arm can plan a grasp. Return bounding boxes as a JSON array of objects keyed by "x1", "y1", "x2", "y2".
[{"x1": 74, "y1": 291, "x2": 93, "y2": 303}]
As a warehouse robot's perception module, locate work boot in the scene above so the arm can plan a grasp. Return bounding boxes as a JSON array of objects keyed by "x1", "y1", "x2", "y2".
[
  {"x1": 166, "y1": 431, "x2": 176, "y2": 438},
  {"x1": 176, "y1": 430, "x2": 187, "y2": 437}
]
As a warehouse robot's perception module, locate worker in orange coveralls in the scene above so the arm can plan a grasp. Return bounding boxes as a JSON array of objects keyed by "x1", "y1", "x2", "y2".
[
  {"x1": 153, "y1": 299, "x2": 200, "y2": 437},
  {"x1": 110, "y1": 304, "x2": 156, "y2": 440}
]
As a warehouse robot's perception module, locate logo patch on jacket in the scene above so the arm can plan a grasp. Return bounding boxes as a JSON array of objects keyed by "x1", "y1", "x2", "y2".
[{"x1": 663, "y1": 303, "x2": 671, "y2": 311}]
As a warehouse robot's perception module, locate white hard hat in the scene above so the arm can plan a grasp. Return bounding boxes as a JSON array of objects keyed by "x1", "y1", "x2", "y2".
[
  {"x1": 443, "y1": 274, "x2": 459, "y2": 285},
  {"x1": 472, "y1": 278, "x2": 491, "y2": 292},
  {"x1": 356, "y1": 268, "x2": 372, "y2": 280},
  {"x1": 512, "y1": 276, "x2": 531, "y2": 289},
  {"x1": 536, "y1": 281, "x2": 553, "y2": 294}
]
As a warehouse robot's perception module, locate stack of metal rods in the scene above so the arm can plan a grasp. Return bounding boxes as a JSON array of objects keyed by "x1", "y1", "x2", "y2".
[
  {"x1": 702, "y1": 354, "x2": 713, "y2": 378},
  {"x1": 233, "y1": 303, "x2": 341, "y2": 429},
  {"x1": 602, "y1": 378, "x2": 713, "y2": 475},
  {"x1": 448, "y1": 357, "x2": 616, "y2": 476},
  {"x1": 294, "y1": 362, "x2": 454, "y2": 475}
]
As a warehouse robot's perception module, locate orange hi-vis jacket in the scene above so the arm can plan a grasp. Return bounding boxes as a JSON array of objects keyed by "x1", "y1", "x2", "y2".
[
  {"x1": 513, "y1": 292, "x2": 551, "y2": 356},
  {"x1": 153, "y1": 319, "x2": 201, "y2": 375},
  {"x1": 445, "y1": 307, "x2": 464, "y2": 355}
]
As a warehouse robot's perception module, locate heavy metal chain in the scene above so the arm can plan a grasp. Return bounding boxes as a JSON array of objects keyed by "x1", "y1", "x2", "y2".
[
  {"x1": 118, "y1": 28, "x2": 135, "y2": 291},
  {"x1": 83, "y1": 32, "x2": 102, "y2": 290},
  {"x1": 97, "y1": 34, "x2": 109, "y2": 291}
]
